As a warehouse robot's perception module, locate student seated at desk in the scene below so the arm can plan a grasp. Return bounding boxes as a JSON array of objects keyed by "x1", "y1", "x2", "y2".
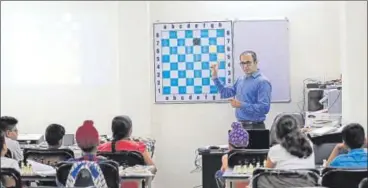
[
  {"x1": 98, "y1": 116, "x2": 156, "y2": 188},
  {"x1": 45, "y1": 123, "x2": 65, "y2": 149},
  {"x1": 0, "y1": 116, "x2": 23, "y2": 161},
  {"x1": 326, "y1": 123, "x2": 367, "y2": 168},
  {"x1": 69, "y1": 120, "x2": 106, "y2": 162},
  {"x1": 265, "y1": 115, "x2": 315, "y2": 169},
  {"x1": 0, "y1": 130, "x2": 20, "y2": 172},
  {"x1": 215, "y1": 122, "x2": 249, "y2": 188},
  {"x1": 98, "y1": 115, "x2": 155, "y2": 168},
  {"x1": 0, "y1": 130, "x2": 20, "y2": 188}
]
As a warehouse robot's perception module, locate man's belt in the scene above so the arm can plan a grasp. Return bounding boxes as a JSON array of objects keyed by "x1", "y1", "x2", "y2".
[{"x1": 239, "y1": 120, "x2": 264, "y2": 125}]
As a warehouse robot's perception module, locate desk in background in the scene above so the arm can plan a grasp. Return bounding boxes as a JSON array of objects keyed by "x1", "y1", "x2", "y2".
[{"x1": 198, "y1": 147, "x2": 228, "y2": 188}]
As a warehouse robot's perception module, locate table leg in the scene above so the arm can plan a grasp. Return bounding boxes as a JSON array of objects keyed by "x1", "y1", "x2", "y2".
[{"x1": 225, "y1": 179, "x2": 232, "y2": 188}]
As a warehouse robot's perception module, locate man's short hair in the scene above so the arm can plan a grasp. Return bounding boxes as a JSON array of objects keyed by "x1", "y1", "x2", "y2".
[
  {"x1": 342, "y1": 123, "x2": 365, "y2": 149},
  {"x1": 0, "y1": 116, "x2": 18, "y2": 131},
  {"x1": 240, "y1": 50, "x2": 258, "y2": 62},
  {"x1": 45, "y1": 124, "x2": 65, "y2": 146}
]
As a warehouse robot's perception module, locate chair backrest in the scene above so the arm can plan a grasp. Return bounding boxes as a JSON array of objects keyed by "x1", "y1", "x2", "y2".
[
  {"x1": 97, "y1": 151, "x2": 145, "y2": 167},
  {"x1": 23, "y1": 148, "x2": 75, "y2": 167},
  {"x1": 313, "y1": 143, "x2": 346, "y2": 166},
  {"x1": 56, "y1": 160, "x2": 120, "y2": 188},
  {"x1": 247, "y1": 130, "x2": 270, "y2": 150},
  {"x1": 251, "y1": 168, "x2": 320, "y2": 188},
  {"x1": 228, "y1": 149, "x2": 269, "y2": 168},
  {"x1": 270, "y1": 112, "x2": 305, "y2": 146},
  {"x1": 0, "y1": 168, "x2": 22, "y2": 188},
  {"x1": 321, "y1": 168, "x2": 368, "y2": 188}
]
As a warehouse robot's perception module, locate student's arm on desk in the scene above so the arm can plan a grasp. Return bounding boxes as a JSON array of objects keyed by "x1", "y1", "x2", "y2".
[{"x1": 142, "y1": 150, "x2": 157, "y2": 174}]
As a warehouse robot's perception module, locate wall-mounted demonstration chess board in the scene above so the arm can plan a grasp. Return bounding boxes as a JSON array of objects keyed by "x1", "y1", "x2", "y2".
[{"x1": 153, "y1": 21, "x2": 233, "y2": 103}]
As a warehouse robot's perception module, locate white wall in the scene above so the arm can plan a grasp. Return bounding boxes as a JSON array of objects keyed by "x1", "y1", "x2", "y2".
[
  {"x1": 1, "y1": 1, "x2": 119, "y2": 135},
  {"x1": 0, "y1": 1, "x2": 154, "y2": 137},
  {"x1": 149, "y1": 1, "x2": 342, "y2": 187},
  {"x1": 341, "y1": 1, "x2": 367, "y2": 132}
]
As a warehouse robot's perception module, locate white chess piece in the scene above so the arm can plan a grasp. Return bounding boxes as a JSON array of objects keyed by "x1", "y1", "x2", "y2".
[
  {"x1": 248, "y1": 164, "x2": 254, "y2": 174},
  {"x1": 256, "y1": 162, "x2": 260, "y2": 168}
]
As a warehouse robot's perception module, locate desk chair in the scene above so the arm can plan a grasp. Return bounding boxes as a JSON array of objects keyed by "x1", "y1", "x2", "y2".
[
  {"x1": 0, "y1": 168, "x2": 22, "y2": 188},
  {"x1": 97, "y1": 151, "x2": 145, "y2": 167},
  {"x1": 56, "y1": 160, "x2": 120, "y2": 188},
  {"x1": 321, "y1": 168, "x2": 368, "y2": 188},
  {"x1": 269, "y1": 113, "x2": 305, "y2": 146},
  {"x1": 313, "y1": 143, "x2": 343, "y2": 166},
  {"x1": 251, "y1": 168, "x2": 320, "y2": 188},
  {"x1": 23, "y1": 148, "x2": 75, "y2": 167},
  {"x1": 228, "y1": 149, "x2": 269, "y2": 168}
]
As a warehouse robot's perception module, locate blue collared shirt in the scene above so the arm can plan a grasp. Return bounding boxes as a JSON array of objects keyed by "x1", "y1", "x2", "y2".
[
  {"x1": 329, "y1": 148, "x2": 368, "y2": 168},
  {"x1": 213, "y1": 70, "x2": 272, "y2": 122}
]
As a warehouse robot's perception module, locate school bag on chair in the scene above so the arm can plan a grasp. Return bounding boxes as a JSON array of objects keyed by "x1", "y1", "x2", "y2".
[{"x1": 65, "y1": 161, "x2": 108, "y2": 188}]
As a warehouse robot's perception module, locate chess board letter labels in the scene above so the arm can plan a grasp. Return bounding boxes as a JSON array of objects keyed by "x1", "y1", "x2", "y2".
[{"x1": 153, "y1": 21, "x2": 234, "y2": 103}]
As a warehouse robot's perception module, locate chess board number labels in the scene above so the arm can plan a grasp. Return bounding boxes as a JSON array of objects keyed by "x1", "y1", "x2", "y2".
[{"x1": 153, "y1": 21, "x2": 234, "y2": 103}]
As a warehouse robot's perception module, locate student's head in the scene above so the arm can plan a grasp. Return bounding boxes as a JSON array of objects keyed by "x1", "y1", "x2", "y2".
[
  {"x1": 111, "y1": 115, "x2": 132, "y2": 141},
  {"x1": 342, "y1": 123, "x2": 365, "y2": 149},
  {"x1": 239, "y1": 50, "x2": 258, "y2": 75},
  {"x1": 0, "y1": 131, "x2": 8, "y2": 156},
  {"x1": 228, "y1": 122, "x2": 249, "y2": 149},
  {"x1": 275, "y1": 115, "x2": 313, "y2": 158},
  {"x1": 0, "y1": 116, "x2": 19, "y2": 140},
  {"x1": 75, "y1": 120, "x2": 99, "y2": 154},
  {"x1": 45, "y1": 124, "x2": 65, "y2": 148}
]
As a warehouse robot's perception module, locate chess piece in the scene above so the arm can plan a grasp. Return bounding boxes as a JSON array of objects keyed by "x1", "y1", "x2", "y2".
[
  {"x1": 248, "y1": 164, "x2": 254, "y2": 174},
  {"x1": 28, "y1": 164, "x2": 33, "y2": 175},
  {"x1": 256, "y1": 162, "x2": 260, "y2": 168}
]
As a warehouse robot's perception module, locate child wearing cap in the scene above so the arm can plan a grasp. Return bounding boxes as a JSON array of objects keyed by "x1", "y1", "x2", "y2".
[
  {"x1": 215, "y1": 122, "x2": 249, "y2": 188},
  {"x1": 70, "y1": 120, "x2": 105, "y2": 162}
]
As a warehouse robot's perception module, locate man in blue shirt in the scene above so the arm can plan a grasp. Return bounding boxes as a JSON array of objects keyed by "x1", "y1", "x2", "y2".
[
  {"x1": 327, "y1": 123, "x2": 367, "y2": 168},
  {"x1": 211, "y1": 50, "x2": 272, "y2": 129}
]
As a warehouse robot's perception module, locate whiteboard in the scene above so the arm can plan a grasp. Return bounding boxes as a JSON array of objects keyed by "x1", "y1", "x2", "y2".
[{"x1": 233, "y1": 19, "x2": 291, "y2": 102}]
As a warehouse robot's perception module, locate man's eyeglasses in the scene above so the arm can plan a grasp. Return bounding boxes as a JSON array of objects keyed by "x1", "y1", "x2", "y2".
[{"x1": 239, "y1": 61, "x2": 253, "y2": 66}]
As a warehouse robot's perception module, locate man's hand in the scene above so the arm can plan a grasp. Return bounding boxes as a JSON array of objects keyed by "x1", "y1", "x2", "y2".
[
  {"x1": 210, "y1": 64, "x2": 218, "y2": 79},
  {"x1": 229, "y1": 98, "x2": 241, "y2": 108}
]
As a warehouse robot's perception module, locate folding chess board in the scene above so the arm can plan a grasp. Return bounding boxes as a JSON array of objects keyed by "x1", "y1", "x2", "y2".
[{"x1": 153, "y1": 21, "x2": 233, "y2": 103}]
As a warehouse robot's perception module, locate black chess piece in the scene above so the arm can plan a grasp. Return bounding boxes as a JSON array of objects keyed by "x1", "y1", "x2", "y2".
[{"x1": 193, "y1": 38, "x2": 201, "y2": 46}]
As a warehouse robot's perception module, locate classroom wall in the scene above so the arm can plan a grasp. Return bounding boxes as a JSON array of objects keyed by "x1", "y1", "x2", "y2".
[
  {"x1": 149, "y1": 1, "x2": 342, "y2": 187},
  {"x1": 0, "y1": 1, "x2": 153, "y2": 136},
  {"x1": 341, "y1": 1, "x2": 367, "y2": 132}
]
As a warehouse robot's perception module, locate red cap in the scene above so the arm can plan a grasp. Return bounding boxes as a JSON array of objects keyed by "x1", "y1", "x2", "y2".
[{"x1": 75, "y1": 120, "x2": 99, "y2": 149}]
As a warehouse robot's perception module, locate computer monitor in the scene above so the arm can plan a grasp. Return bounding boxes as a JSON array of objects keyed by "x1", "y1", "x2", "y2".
[
  {"x1": 247, "y1": 129, "x2": 270, "y2": 149},
  {"x1": 62, "y1": 134, "x2": 75, "y2": 146}
]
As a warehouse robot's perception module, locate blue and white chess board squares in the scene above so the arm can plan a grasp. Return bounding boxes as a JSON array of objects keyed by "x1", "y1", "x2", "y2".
[{"x1": 153, "y1": 21, "x2": 234, "y2": 103}]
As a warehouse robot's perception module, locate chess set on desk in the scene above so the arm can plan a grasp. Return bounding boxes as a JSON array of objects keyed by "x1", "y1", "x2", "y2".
[
  {"x1": 19, "y1": 160, "x2": 56, "y2": 177},
  {"x1": 233, "y1": 160, "x2": 266, "y2": 174}
]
